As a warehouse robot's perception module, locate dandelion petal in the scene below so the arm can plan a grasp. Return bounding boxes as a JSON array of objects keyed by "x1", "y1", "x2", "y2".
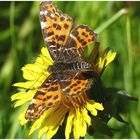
[{"x1": 65, "y1": 109, "x2": 74, "y2": 139}]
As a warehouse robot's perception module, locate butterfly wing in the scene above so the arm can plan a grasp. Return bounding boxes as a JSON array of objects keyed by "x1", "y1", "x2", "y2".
[
  {"x1": 25, "y1": 74, "x2": 61, "y2": 121},
  {"x1": 40, "y1": 2, "x2": 73, "y2": 60},
  {"x1": 63, "y1": 25, "x2": 97, "y2": 61},
  {"x1": 60, "y1": 71, "x2": 93, "y2": 97}
]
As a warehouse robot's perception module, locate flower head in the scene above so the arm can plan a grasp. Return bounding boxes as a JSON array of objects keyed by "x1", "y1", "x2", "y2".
[{"x1": 11, "y1": 46, "x2": 116, "y2": 139}]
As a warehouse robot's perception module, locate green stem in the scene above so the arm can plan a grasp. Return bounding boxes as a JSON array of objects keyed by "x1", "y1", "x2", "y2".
[
  {"x1": 0, "y1": 2, "x2": 16, "y2": 92},
  {"x1": 125, "y1": 14, "x2": 133, "y2": 92},
  {"x1": 129, "y1": 118, "x2": 140, "y2": 137},
  {"x1": 95, "y1": 8, "x2": 128, "y2": 34},
  {"x1": 10, "y1": 2, "x2": 15, "y2": 47}
]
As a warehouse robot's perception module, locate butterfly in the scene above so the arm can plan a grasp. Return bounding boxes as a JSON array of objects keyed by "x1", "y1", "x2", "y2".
[{"x1": 25, "y1": 1, "x2": 97, "y2": 121}]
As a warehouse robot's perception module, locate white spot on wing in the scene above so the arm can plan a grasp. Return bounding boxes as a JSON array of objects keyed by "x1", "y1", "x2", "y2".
[
  {"x1": 50, "y1": 45, "x2": 56, "y2": 48},
  {"x1": 45, "y1": 38, "x2": 48, "y2": 42},
  {"x1": 31, "y1": 99, "x2": 36, "y2": 104},
  {"x1": 27, "y1": 110, "x2": 30, "y2": 113},
  {"x1": 27, "y1": 109, "x2": 34, "y2": 113},
  {"x1": 38, "y1": 106, "x2": 42, "y2": 110},
  {"x1": 31, "y1": 110, "x2": 34, "y2": 113},
  {"x1": 40, "y1": 10, "x2": 48, "y2": 15},
  {"x1": 41, "y1": 21, "x2": 46, "y2": 29},
  {"x1": 51, "y1": 13, "x2": 54, "y2": 17}
]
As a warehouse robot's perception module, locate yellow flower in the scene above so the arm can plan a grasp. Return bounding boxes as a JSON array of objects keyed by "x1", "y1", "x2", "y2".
[
  {"x1": 94, "y1": 47, "x2": 116, "y2": 76},
  {"x1": 11, "y1": 46, "x2": 116, "y2": 139}
]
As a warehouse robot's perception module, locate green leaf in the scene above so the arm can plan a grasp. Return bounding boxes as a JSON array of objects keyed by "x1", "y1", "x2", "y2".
[
  {"x1": 89, "y1": 117, "x2": 113, "y2": 137},
  {"x1": 104, "y1": 88, "x2": 138, "y2": 101}
]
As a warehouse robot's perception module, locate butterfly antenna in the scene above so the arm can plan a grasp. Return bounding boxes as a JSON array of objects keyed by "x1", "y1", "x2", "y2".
[
  {"x1": 25, "y1": 73, "x2": 43, "y2": 92},
  {"x1": 26, "y1": 54, "x2": 51, "y2": 92}
]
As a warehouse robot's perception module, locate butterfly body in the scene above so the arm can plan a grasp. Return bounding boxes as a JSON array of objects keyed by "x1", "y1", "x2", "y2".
[
  {"x1": 25, "y1": 2, "x2": 97, "y2": 121},
  {"x1": 49, "y1": 60, "x2": 92, "y2": 73}
]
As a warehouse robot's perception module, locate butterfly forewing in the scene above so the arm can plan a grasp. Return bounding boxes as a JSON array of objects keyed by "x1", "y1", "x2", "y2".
[
  {"x1": 40, "y1": 2, "x2": 73, "y2": 60},
  {"x1": 63, "y1": 25, "x2": 97, "y2": 61},
  {"x1": 25, "y1": 74, "x2": 61, "y2": 121}
]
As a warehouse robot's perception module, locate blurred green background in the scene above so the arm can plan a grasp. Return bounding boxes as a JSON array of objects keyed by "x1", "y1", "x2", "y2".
[{"x1": 0, "y1": 1, "x2": 140, "y2": 139}]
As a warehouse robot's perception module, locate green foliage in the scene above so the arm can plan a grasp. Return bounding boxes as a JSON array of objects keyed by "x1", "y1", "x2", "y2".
[{"x1": 0, "y1": 1, "x2": 139, "y2": 138}]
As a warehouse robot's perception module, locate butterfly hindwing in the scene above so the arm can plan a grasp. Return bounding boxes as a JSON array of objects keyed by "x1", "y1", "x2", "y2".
[
  {"x1": 60, "y1": 71, "x2": 92, "y2": 97},
  {"x1": 40, "y1": 2, "x2": 73, "y2": 60}
]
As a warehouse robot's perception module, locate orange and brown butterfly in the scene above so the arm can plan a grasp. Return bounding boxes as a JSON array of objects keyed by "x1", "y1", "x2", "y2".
[{"x1": 25, "y1": 1, "x2": 97, "y2": 121}]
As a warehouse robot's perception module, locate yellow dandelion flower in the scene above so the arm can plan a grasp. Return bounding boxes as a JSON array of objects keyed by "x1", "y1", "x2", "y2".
[
  {"x1": 95, "y1": 48, "x2": 116, "y2": 75},
  {"x1": 11, "y1": 46, "x2": 116, "y2": 139}
]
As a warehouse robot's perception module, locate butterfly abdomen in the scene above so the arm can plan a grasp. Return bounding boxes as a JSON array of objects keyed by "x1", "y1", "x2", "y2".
[
  {"x1": 68, "y1": 61, "x2": 91, "y2": 70},
  {"x1": 49, "y1": 61, "x2": 91, "y2": 72}
]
